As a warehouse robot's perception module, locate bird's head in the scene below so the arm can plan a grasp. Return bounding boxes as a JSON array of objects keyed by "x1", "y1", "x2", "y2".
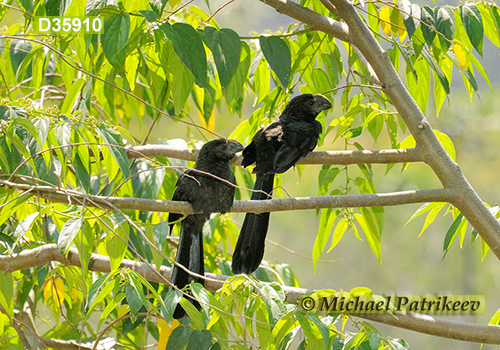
[
  {"x1": 282, "y1": 93, "x2": 332, "y2": 120},
  {"x1": 199, "y1": 138, "x2": 244, "y2": 162}
]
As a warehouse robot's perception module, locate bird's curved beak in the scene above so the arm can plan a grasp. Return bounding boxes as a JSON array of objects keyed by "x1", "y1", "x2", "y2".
[
  {"x1": 314, "y1": 94, "x2": 332, "y2": 113},
  {"x1": 227, "y1": 139, "x2": 244, "y2": 154}
]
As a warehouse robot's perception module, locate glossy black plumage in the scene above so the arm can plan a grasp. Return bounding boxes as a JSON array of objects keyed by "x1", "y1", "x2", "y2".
[
  {"x1": 169, "y1": 138, "x2": 243, "y2": 318},
  {"x1": 232, "y1": 94, "x2": 332, "y2": 274}
]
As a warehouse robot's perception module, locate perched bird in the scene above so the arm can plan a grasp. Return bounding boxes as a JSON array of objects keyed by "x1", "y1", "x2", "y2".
[
  {"x1": 232, "y1": 94, "x2": 332, "y2": 274},
  {"x1": 169, "y1": 138, "x2": 243, "y2": 318}
]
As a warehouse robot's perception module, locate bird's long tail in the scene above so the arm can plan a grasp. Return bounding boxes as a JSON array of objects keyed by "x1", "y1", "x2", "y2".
[
  {"x1": 171, "y1": 215, "x2": 205, "y2": 318},
  {"x1": 232, "y1": 173, "x2": 274, "y2": 274}
]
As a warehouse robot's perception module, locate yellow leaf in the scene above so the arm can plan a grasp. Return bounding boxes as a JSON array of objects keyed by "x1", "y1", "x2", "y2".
[
  {"x1": 117, "y1": 304, "x2": 129, "y2": 318},
  {"x1": 43, "y1": 278, "x2": 65, "y2": 311},
  {"x1": 72, "y1": 287, "x2": 78, "y2": 303},
  {"x1": 453, "y1": 44, "x2": 467, "y2": 69},
  {"x1": 125, "y1": 53, "x2": 139, "y2": 91},
  {"x1": 380, "y1": 7, "x2": 392, "y2": 36},
  {"x1": 158, "y1": 318, "x2": 180, "y2": 350},
  {"x1": 198, "y1": 109, "x2": 216, "y2": 132},
  {"x1": 169, "y1": 0, "x2": 181, "y2": 8},
  {"x1": 397, "y1": 12, "x2": 407, "y2": 42},
  {"x1": 52, "y1": 278, "x2": 65, "y2": 308},
  {"x1": 42, "y1": 279, "x2": 52, "y2": 302}
]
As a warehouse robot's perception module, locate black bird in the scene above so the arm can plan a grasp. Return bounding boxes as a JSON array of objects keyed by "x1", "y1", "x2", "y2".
[
  {"x1": 232, "y1": 94, "x2": 332, "y2": 274},
  {"x1": 169, "y1": 138, "x2": 243, "y2": 318}
]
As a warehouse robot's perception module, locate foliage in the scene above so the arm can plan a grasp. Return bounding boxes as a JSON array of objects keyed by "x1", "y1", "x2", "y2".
[{"x1": 0, "y1": 0, "x2": 499, "y2": 348}]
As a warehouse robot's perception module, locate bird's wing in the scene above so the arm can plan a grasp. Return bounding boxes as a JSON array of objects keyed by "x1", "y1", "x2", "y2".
[
  {"x1": 274, "y1": 120, "x2": 321, "y2": 173},
  {"x1": 168, "y1": 170, "x2": 200, "y2": 231}
]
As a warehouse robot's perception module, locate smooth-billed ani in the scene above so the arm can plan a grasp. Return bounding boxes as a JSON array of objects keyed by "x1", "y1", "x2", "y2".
[
  {"x1": 169, "y1": 138, "x2": 243, "y2": 318},
  {"x1": 232, "y1": 94, "x2": 332, "y2": 274}
]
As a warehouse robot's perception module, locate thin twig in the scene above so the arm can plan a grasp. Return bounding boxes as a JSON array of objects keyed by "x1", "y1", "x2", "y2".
[{"x1": 204, "y1": 0, "x2": 235, "y2": 24}]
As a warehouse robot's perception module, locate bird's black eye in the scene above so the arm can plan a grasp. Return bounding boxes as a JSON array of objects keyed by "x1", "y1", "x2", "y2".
[{"x1": 309, "y1": 100, "x2": 314, "y2": 105}]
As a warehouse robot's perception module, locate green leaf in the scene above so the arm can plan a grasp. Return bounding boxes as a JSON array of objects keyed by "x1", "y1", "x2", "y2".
[
  {"x1": 18, "y1": 0, "x2": 34, "y2": 14},
  {"x1": 421, "y1": 205, "x2": 446, "y2": 236},
  {"x1": 204, "y1": 27, "x2": 241, "y2": 90},
  {"x1": 58, "y1": 217, "x2": 84, "y2": 254},
  {"x1": 254, "y1": 300, "x2": 272, "y2": 345},
  {"x1": 96, "y1": 124, "x2": 130, "y2": 178},
  {"x1": 259, "y1": 36, "x2": 291, "y2": 88},
  {"x1": 98, "y1": 293, "x2": 125, "y2": 331},
  {"x1": 306, "y1": 313, "x2": 331, "y2": 349},
  {"x1": 479, "y1": 3, "x2": 500, "y2": 47},
  {"x1": 327, "y1": 219, "x2": 347, "y2": 253},
  {"x1": 86, "y1": 273, "x2": 119, "y2": 316},
  {"x1": 389, "y1": 338, "x2": 411, "y2": 350},
  {"x1": 186, "y1": 329, "x2": 213, "y2": 350},
  {"x1": 0, "y1": 106, "x2": 28, "y2": 120},
  {"x1": 44, "y1": 0, "x2": 63, "y2": 16},
  {"x1": 394, "y1": 38, "x2": 417, "y2": 82},
  {"x1": 274, "y1": 264, "x2": 300, "y2": 287},
  {"x1": 341, "y1": 126, "x2": 363, "y2": 138},
  {"x1": 443, "y1": 213, "x2": 463, "y2": 258},
  {"x1": 434, "y1": 55, "x2": 453, "y2": 117},
  {"x1": 434, "y1": 130, "x2": 456, "y2": 161},
  {"x1": 74, "y1": 221, "x2": 93, "y2": 276},
  {"x1": 225, "y1": 41, "x2": 251, "y2": 114},
  {"x1": 13, "y1": 212, "x2": 38, "y2": 242},
  {"x1": 435, "y1": 6, "x2": 454, "y2": 51},
  {"x1": 355, "y1": 210, "x2": 381, "y2": 263},
  {"x1": 150, "y1": 0, "x2": 168, "y2": 17},
  {"x1": 368, "y1": 331, "x2": 382, "y2": 349},
  {"x1": 178, "y1": 298, "x2": 205, "y2": 329},
  {"x1": 460, "y1": 3, "x2": 484, "y2": 55},
  {"x1": 85, "y1": 0, "x2": 107, "y2": 15},
  {"x1": 313, "y1": 208, "x2": 337, "y2": 271},
  {"x1": 0, "y1": 271, "x2": 14, "y2": 316},
  {"x1": 101, "y1": 13, "x2": 130, "y2": 70},
  {"x1": 462, "y1": 68, "x2": 478, "y2": 93},
  {"x1": 421, "y1": 6, "x2": 436, "y2": 47},
  {"x1": 161, "y1": 23, "x2": 208, "y2": 89},
  {"x1": 125, "y1": 284, "x2": 143, "y2": 316},
  {"x1": 0, "y1": 192, "x2": 33, "y2": 227},
  {"x1": 13, "y1": 117, "x2": 40, "y2": 146},
  {"x1": 73, "y1": 152, "x2": 91, "y2": 193},
  {"x1": 166, "y1": 325, "x2": 191, "y2": 350},
  {"x1": 317, "y1": 165, "x2": 339, "y2": 196},
  {"x1": 469, "y1": 54, "x2": 492, "y2": 91},
  {"x1": 399, "y1": 0, "x2": 420, "y2": 38},
  {"x1": 406, "y1": 55, "x2": 430, "y2": 114},
  {"x1": 153, "y1": 221, "x2": 169, "y2": 250},
  {"x1": 138, "y1": 10, "x2": 158, "y2": 22},
  {"x1": 161, "y1": 289, "x2": 183, "y2": 322},
  {"x1": 421, "y1": 49, "x2": 450, "y2": 94}
]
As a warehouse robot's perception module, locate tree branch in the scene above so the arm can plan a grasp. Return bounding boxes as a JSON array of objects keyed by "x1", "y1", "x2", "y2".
[
  {"x1": 1, "y1": 244, "x2": 499, "y2": 345},
  {"x1": 256, "y1": 0, "x2": 350, "y2": 43},
  {"x1": 0, "y1": 179, "x2": 453, "y2": 215},
  {"x1": 127, "y1": 145, "x2": 424, "y2": 166}
]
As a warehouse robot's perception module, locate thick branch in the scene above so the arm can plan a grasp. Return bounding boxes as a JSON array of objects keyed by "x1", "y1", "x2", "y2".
[
  {"x1": 128, "y1": 145, "x2": 423, "y2": 166},
  {"x1": 255, "y1": 0, "x2": 350, "y2": 43},
  {"x1": 0, "y1": 179, "x2": 453, "y2": 215},
  {"x1": 1, "y1": 244, "x2": 499, "y2": 344}
]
